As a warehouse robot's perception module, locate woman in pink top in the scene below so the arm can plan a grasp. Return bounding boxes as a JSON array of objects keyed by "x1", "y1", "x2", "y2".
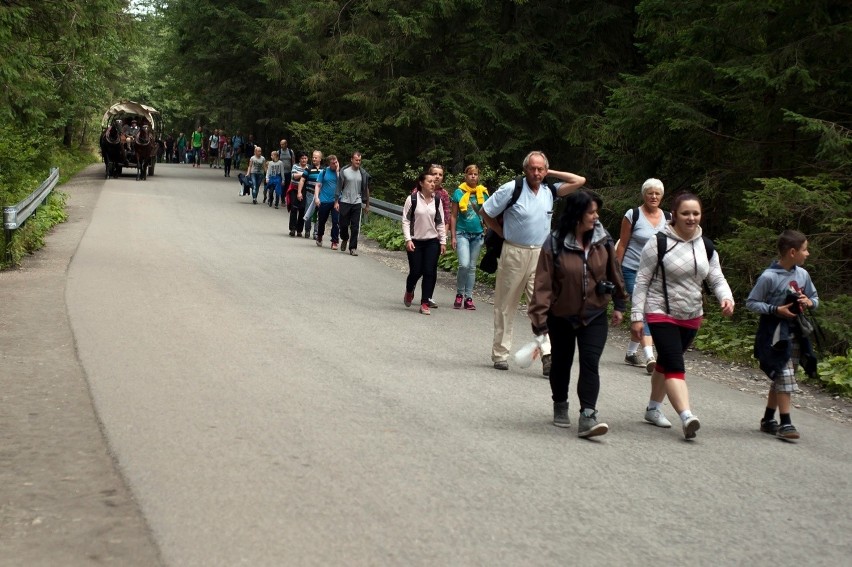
[{"x1": 402, "y1": 171, "x2": 447, "y2": 315}]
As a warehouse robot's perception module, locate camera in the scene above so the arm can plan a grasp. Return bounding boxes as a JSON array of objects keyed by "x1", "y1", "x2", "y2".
[{"x1": 596, "y1": 280, "x2": 616, "y2": 296}]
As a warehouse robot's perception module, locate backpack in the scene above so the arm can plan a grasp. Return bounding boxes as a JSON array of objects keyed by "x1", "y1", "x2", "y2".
[
  {"x1": 654, "y1": 232, "x2": 716, "y2": 314},
  {"x1": 407, "y1": 191, "x2": 444, "y2": 234},
  {"x1": 631, "y1": 207, "x2": 671, "y2": 230}
]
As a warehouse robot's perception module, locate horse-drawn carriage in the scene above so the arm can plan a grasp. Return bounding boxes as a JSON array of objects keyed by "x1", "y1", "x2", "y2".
[{"x1": 100, "y1": 101, "x2": 162, "y2": 180}]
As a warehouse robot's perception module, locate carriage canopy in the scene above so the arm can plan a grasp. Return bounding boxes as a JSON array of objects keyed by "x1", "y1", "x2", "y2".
[{"x1": 101, "y1": 100, "x2": 161, "y2": 136}]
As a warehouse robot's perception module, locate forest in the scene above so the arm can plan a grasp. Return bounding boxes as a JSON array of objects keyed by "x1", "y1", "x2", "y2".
[{"x1": 1, "y1": 0, "x2": 850, "y2": 380}]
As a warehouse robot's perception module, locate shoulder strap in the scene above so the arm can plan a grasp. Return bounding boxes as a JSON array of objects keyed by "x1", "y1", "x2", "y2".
[
  {"x1": 631, "y1": 207, "x2": 640, "y2": 229},
  {"x1": 656, "y1": 232, "x2": 670, "y2": 314},
  {"x1": 407, "y1": 192, "x2": 417, "y2": 222},
  {"x1": 505, "y1": 176, "x2": 524, "y2": 214},
  {"x1": 434, "y1": 194, "x2": 443, "y2": 226},
  {"x1": 702, "y1": 236, "x2": 715, "y2": 260}
]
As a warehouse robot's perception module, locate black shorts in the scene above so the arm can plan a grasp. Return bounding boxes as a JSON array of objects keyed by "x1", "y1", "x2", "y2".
[{"x1": 208, "y1": 148, "x2": 218, "y2": 157}]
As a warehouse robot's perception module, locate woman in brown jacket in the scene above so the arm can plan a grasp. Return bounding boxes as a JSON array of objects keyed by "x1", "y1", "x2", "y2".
[{"x1": 528, "y1": 191, "x2": 628, "y2": 438}]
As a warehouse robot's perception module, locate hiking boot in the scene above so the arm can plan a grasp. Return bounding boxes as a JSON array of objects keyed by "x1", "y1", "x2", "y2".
[
  {"x1": 427, "y1": 299, "x2": 438, "y2": 308},
  {"x1": 419, "y1": 303, "x2": 431, "y2": 315},
  {"x1": 493, "y1": 360, "x2": 509, "y2": 371},
  {"x1": 760, "y1": 419, "x2": 779, "y2": 435},
  {"x1": 464, "y1": 297, "x2": 476, "y2": 310},
  {"x1": 403, "y1": 291, "x2": 414, "y2": 307},
  {"x1": 683, "y1": 416, "x2": 701, "y2": 440},
  {"x1": 453, "y1": 294, "x2": 463, "y2": 309},
  {"x1": 645, "y1": 357, "x2": 657, "y2": 375},
  {"x1": 624, "y1": 353, "x2": 642, "y2": 366},
  {"x1": 644, "y1": 407, "x2": 672, "y2": 428},
  {"x1": 578, "y1": 409, "x2": 609, "y2": 438},
  {"x1": 289, "y1": 230, "x2": 295, "y2": 237},
  {"x1": 553, "y1": 402, "x2": 570, "y2": 428},
  {"x1": 541, "y1": 354, "x2": 552, "y2": 377},
  {"x1": 340, "y1": 239, "x2": 348, "y2": 252},
  {"x1": 776, "y1": 424, "x2": 800, "y2": 440}
]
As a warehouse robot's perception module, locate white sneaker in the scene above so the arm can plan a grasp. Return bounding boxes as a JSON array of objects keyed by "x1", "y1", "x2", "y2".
[
  {"x1": 644, "y1": 408, "x2": 672, "y2": 428},
  {"x1": 645, "y1": 357, "x2": 656, "y2": 375},
  {"x1": 683, "y1": 416, "x2": 701, "y2": 440}
]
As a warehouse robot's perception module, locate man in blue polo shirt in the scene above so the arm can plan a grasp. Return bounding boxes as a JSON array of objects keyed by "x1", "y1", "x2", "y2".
[
  {"x1": 312, "y1": 155, "x2": 341, "y2": 249},
  {"x1": 482, "y1": 151, "x2": 586, "y2": 375}
]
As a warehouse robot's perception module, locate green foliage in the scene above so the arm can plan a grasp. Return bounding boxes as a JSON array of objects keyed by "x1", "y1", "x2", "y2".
[
  {"x1": 814, "y1": 351, "x2": 852, "y2": 396},
  {"x1": 362, "y1": 216, "x2": 406, "y2": 251}
]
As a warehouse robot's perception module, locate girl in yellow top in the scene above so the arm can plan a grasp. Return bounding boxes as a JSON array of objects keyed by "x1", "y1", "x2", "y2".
[{"x1": 451, "y1": 165, "x2": 490, "y2": 310}]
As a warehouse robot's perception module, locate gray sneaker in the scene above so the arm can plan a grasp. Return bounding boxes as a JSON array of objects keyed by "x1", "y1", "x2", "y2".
[
  {"x1": 624, "y1": 353, "x2": 642, "y2": 367},
  {"x1": 644, "y1": 407, "x2": 672, "y2": 428},
  {"x1": 578, "y1": 409, "x2": 609, "y2": 438},
  {"x1": 553, "y1": 402, "x2": 570, "y2": 428}
]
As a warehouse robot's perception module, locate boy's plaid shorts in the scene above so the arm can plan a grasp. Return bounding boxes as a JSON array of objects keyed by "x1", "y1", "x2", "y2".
[{"x1": 771, "y1": 338, "x2": 800, "y2": 393}]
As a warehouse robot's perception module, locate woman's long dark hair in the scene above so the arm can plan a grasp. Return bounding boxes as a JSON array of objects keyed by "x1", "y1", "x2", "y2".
[{"x1": 555, "y1": 190, "x2": 603, "y2": 244}]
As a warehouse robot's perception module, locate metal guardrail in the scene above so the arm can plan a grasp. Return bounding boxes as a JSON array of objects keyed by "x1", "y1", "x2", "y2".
[
  {"x1": 3, "y1": 167, "x2": 60, "y2": 261},
  {"x1": 367, "y1": 197, "x2": 403, "y2": 222}
]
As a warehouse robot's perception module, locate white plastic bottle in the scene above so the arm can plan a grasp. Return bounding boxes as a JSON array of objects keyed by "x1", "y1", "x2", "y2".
[{"x1": 513, "y1": 335, "x2": 546, "y2": 368}]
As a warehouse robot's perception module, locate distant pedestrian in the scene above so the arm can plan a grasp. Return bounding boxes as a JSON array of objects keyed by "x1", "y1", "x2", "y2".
[
  {"x1": 191, "y1": 126, "x2": 203, "y2": 167},
  {"x1": 451, "y1": 164, "x2": 489, "y2": 310},
  {"x1": 313, "y1": 155, "x2": 341, "y2": 248},
  {"x1": 222, "y1": 142, "x2": 233, "y2": 177},
  {"x1": 297, "y1": 150, "x2": 323, "y2": 239},
  {"x1": 402, "y1": 170, "x2": 446, "y2": 315},
  {"x1": 746, "y1": 229, "x2": 819, "y2": 441},
  {"x1": 231, "y1": 131, "x2": 245, "y2": 171},
  {"x1": 207, "y1": 128, "x2": 220, "y2": 168},
  {"x1": 265, "y1": 150, "x2": 286, "y2": 208},
  {"x1": 335, "y1": 151, "x2": 371, "y2": 256},
  {"x1": 288, "y1": 153, "x2": 309, "y2": 237},
  {"x1": 246, "y1": 146, "x2": 267, "y2": 204}
]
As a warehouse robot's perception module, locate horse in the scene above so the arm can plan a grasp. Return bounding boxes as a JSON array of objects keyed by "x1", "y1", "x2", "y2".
[
  {"x1": 99, "y1": 120, "x2": 126, "y2": 178},
  {"x1": 133, "y1": 125, "x2": 156, "y2": 180}
]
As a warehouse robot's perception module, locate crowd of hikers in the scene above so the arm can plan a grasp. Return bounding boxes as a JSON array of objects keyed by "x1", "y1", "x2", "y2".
[{"x1": 189, "y1": 144, "x2": 820, "y2": 444}]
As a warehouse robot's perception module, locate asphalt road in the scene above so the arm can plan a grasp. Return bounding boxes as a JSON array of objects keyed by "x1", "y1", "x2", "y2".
[{"x1": 4, "y1": 163, "x2": 852, "y2": 566}]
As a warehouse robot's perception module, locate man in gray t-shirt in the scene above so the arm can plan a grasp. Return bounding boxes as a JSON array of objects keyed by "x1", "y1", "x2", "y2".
[
  {"x1": 334, "y1": 151, "x2": 370, "y2": 256},
  {"x1": 279, "y1": 139, "x2": 295, "y2": 190}
]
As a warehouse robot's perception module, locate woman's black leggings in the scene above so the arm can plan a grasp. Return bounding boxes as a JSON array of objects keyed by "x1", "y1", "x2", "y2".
[
  {"x1": 647, "y1": 322, "x2": 698, "y2": 379},
  {"x1": 406, "y1": 238, "x2": 440, "y2": 304},
  {"x1": 548, "y1": 313, "x2": 608, "y2": 410}
]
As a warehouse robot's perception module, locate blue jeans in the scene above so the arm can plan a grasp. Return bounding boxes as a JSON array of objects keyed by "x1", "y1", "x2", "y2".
[
  {"x1": 622, "y1": 266, "x2": 650, "y2": 337},
  {"x1": 456, "y1": 232, "x2": 484, "y2": 297},
  {"x1": 250, "y1": 173, "x2": 264, "y2": 199}
]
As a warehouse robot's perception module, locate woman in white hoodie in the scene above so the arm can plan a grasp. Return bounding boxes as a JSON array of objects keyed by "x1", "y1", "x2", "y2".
[{"x1": 630, "y1": 193, "x2": 735, "y2": 440}]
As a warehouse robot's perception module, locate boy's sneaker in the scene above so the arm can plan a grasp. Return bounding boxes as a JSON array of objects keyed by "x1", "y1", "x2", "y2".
[
  {"x1": 419, "y1": 303, "x2": 431, "y2": 315},
  {"x1": 760, "y1": 419, "x2": 779, "y2": 435},
  {"x1": 493, "y1": 360, "x2": 509, "y2": 371},
  {"x1": 403, "y1": 291, "x2": 414, "y2": 307},
  {"x1": 644, "y1": 407, "x2": 672, "y2": 428},
  {"x1": 683, "y1": 416, "x2": 701, "y2": 440},
  {"x1": 645, "y1": 357, "x2": 656, "y2": 374},
  {"x1": 453, "y1": 294, "x2": 463, "y2": 309},
  {"x1": 340, "y1": 239, "x2": 348, "y2": 252},
  {"x1": 464, "y1": 297, "x2": 476, "y2": 310},
  {"x1": 578, "y1": 409, "x2": 608, "y2": 438},
  {"x1": 624, "y1": 353, "x2": 642, "y2": 367},
  {"x1": 427, "y1": 299, "x2": 438, "y2": 308},
  {"x1": 776, "y1": 424, "x2": 800, "y2": 440},
  {"x1": 553, "y1": 402, "x2": 570, "y2": 428}
]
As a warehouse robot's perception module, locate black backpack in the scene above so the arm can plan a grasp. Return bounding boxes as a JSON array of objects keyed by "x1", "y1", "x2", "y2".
[
  {"x1": 483, "y1": 176, "x2": 559, "y2": 254},
  {"x1": 654, "y1": 232, "x2": 716, "y2": 313},
  {"x1": 631, "y1": 207, "x2": 671, "y2": 229},
  {"x1": 407, "y1": 191, "x2": 444, "y2": 234}
]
